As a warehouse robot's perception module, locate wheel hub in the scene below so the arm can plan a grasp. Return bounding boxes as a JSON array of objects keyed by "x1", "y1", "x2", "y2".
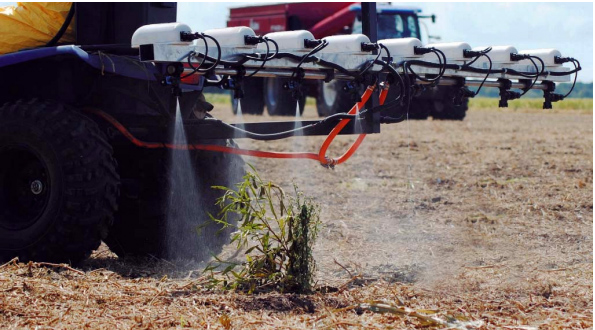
[
  {"x1": 30, "y1": 180, "x2": 43, "y2": 195},
  {"x1": 0, "y1": 146, "x2": 50, "y2": 230}
]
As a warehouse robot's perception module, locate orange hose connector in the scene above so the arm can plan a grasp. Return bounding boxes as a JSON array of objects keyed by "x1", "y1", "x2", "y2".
[{"x1": 317, "y1": 85, "x2": 389, "y2": 167}]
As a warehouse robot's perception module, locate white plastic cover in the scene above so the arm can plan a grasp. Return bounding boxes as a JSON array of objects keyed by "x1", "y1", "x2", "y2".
[
  {"x1": 320, "y1": 34, "x2": 371, "y2": 54},
  {"x1": 472, "y1": 45, "x2": 518, "y2": 63},
  {"x1": 378, "y1": 38, "x2": 422, "y2": 59},
  {"x1": 259, "y1": 30, "x2": 315, "y2": 52},
  {"x1": 203, "y1": 26, "x2": 256, "y2": 49},
  {"x1": 518, "y1": 48, "x2": 562, "y2": 66},
  {"x1": 131, "y1": 23, "x2": 192, "y2": 48},
  {"x1": 424, "y1": 42, "x2": 472, "y2": 62}
]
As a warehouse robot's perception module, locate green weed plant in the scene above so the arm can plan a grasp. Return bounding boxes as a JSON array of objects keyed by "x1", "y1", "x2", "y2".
[{"x1": 204, "y1": 167, "x2": 320, "y2": 294}]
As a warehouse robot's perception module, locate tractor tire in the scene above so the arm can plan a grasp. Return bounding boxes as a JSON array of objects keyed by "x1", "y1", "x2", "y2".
[
  {"x1": 431, "y1": 98, "x2": 468, "y2": 120},
  {"x1": 104, "y1": 146, "x2": 245, "y2": 261},
  {"x1": 406, "y1": 99, "x2": 432, "y2": 120},
  {"x1": 378, "y1": 86, "x2": 431, "y2": 120},
  {"x1": 265, "y1": 78, "x2": 305, "y2": 116},
  {"x1": 231, "y1": 77, "x2": 265, "y2": 115},
  {"x1": 0, "y1": 99, "x2": 119, "y2": 264},
  {"x1": 316, "y1": 80, "x2": 355, "y2": 117}
]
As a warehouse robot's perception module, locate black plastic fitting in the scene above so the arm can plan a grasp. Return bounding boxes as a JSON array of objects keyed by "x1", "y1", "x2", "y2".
[
  {"x1": 463, "y1": 49, "x2": 481, "y2": 58},
  {"x1": 413, "y1": 46, "x2": 433, "y2": 55},
  {"x1": 497, "y1": 79, "x2": 519, "y2": 108},
  {"x1": 361, "y1": 42, "x2": 378, "y2": 52},
  {"x1": 510, "y1": 53, "x2": 529, "y2": 61},
  {"x1": 554, "y1": 56, "x2": 574, "y2": 64},
  {"x1": 304, "y1": 39, "x2": 323, "y2": 48},
  {"x1": 244, "y1": 35, "x2": 262, "y2": 45},
  {"x1": 180, "y1": 31, "x2": 200, "y2": 42}
]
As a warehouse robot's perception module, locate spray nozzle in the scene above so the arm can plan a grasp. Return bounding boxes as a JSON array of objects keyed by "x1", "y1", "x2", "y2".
[
  {"x1": 453, "y1": 87, "x2": 475, "y2": 106},
  {"x1": 342, "y1": 81, "x2": 362, "y2": 103},
  {"x1": 283, "y1": 80, "x2": 303, "y2": 100}
]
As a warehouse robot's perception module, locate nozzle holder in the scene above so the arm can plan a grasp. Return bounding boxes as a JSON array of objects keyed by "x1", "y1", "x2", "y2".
[
  {"x1": 542, "y1": 81, "x2": 562, "y2": 109},
  {"x1": 498, "y1": 79, "x2": 520, "y2": 108}
]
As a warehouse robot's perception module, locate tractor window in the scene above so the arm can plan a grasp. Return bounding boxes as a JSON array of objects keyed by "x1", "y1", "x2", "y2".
[
  {"x1": 407, "y1": 16, "x2": 418, "y2": 38},
  {"x1": 352, "y1": 14, "x2": 362, "y2": 34},
  {"x1": 352, "y1": 13, "x2": 420, "y2": 40},
  {"x1": 378, "y1": 15, "x2": 403, "y2": 39}
]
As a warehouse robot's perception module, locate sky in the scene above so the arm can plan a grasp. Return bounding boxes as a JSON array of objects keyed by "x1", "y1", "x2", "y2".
[
  {"x1": 177, "y1": 1, "x2": 593, "y2": 82},
  {"x1": 1, "y1": 2, "x2": 592, "y2": 82}
]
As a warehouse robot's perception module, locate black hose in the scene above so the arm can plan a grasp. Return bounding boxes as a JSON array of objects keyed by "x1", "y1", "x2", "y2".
[
  {"x1": 520, "y1": 56, "x2": 544, "y2": 96},
  {"x1": 246, "y1": 38, "x2": 270, "y2": 77},
  {"x1": 473, "y1": 53, "x2": 492, "y2": 95},
  {"x1": 46, "y1": 3, "x2": 75, "y2": 47},
  {"x1": 563, "y1": 59, "x2": 580, "y2": 98},
  {"x1": 198, "y1": 34, "x2": 221, "y2": 72}
]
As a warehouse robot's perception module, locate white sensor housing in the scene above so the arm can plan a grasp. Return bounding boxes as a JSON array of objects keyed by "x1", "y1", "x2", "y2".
[
  {"x1": 424, "y1": 42, "x2": 472, "y2": 62},
  {"x1": 259, "y1": 30, "x2": 315, "y2": 52},
  {"x1": 203, "y1": 26, "x2": 256, "y2": 49},
  {"x1": 131, "y1": 23, "x2": 193, "y2": 48},
  {"x1": 518, "y1": 49, "x2": 562, "y2": 66},
  {"x1": 320, "y1": 34, "x2": 371, "y2": 54},
  {"x1": 378, "y1": 38, "x2": 423, "y2": 59},
  {"x1": 472, "y1": 45, "x2": 518, "y2": 64}
]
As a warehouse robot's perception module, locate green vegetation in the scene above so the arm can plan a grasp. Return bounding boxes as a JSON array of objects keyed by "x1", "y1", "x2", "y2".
[
  {"x1": 204, "y1": 93, "x2": 230, "y2": 105},
  {"x1": 470, "y1": 97, "x2": 593, "y2": 111},
  {"x1": 204, "y1": 167, "x2": 321, "y2": 293}
]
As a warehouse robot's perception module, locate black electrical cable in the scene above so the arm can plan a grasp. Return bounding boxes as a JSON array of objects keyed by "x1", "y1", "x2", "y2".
[
  {"x1": 463, "y1": 47, "x2": 492, "y2": 67},
  {"x1": 404, "y1": 48, "x2": 447, "y2": 82},
  {"x1": 246, "y1": 38, "x2": 269, "y2": 77},
  {"x1": 520, "y1": 55, "x2": 544, "y2": 96},
  {"x1": 472, "y1": 53, "x2": 492, "y2": 96},
  {"x1": 292, "y1": 40, "x2": 329, "y2": 79},
  {"x1": 181, "y1": 35, "x2": 209, "y2": 79},
  {"x1": 264, "y1": 37, "x2": 279, "y2": 60},
  {"x1": 358, "y1": 44, "x2": 384, "y2": 76},
  {"x1": 46, "y1": 3, "x2": 75, "y2": 47},
  {"x1": 379, "y1": 44, "x2": 392, "y2": 64},
  {"x1": 373, "y1": 59, "x2": 406, "y2": 104},
  {"x1": 433, "y1": 48, "x2": 447, "y2": 77},
  {"x1": 562, "y1": 59, "x2": 580, "y2": 98},
  {"x1": 274, "y1": 52, "x2": 357, "y2": 78},
  {"x1": 198, "y1": 34, "x2": 222, "y2": 72}
]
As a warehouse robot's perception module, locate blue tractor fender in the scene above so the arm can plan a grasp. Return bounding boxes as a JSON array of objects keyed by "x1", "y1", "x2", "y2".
[{"x1": 0, "y1": 45, "x2": 159, "y2": 82}]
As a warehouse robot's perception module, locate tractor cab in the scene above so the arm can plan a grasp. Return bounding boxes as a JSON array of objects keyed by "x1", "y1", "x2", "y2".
[{"x1": 349, "y1": 4, "x2": 423, "y2": 41}]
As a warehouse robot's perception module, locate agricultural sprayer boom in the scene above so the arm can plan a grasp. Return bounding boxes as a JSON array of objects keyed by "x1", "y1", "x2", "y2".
[{"x1": 122, "y1": 22, "x2": 581, "y2": 157}]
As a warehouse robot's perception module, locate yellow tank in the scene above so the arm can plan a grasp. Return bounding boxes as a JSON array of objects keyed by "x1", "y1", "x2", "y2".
[{"x1": 0, "y1": 2, "x2": 74, "y2": 54}]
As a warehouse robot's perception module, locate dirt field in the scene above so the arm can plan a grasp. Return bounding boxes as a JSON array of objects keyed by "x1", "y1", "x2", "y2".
[{"x1": 1, "y1": 104, "x2": 592, "y2": 329}]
